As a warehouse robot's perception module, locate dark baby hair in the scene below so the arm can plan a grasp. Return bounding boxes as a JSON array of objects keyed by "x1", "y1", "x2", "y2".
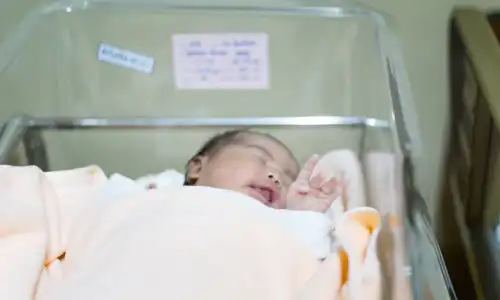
[{"x1": 184, "y1": 129, "x2": 293, "y2": 185}]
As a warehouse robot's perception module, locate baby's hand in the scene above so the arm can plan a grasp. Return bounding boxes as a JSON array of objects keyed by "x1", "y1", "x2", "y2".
[{"x1": 286, "y1": 155, "x2": 345, "y2": 213}]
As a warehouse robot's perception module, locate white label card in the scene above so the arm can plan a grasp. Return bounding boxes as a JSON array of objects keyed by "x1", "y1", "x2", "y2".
[
  {"x1": 172, "y1": 33, "x2": 269, "y2": 90},
  {"x1": 98, "y1": 43, "x2": 155, "y2": 74}
]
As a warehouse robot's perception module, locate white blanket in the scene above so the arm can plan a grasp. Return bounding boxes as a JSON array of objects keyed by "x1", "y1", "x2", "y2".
[
  {"x1": 0, "y1": 165, "x2": 402, "y2": 300},
  {"x1": 102, "y1": 172, "x2": 333, "y2": 259}
]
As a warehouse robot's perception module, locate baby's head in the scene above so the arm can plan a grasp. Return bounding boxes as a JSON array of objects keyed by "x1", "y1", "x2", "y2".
[{"x1": 185, "y1": 129, "x2": 300, "y2": 208}]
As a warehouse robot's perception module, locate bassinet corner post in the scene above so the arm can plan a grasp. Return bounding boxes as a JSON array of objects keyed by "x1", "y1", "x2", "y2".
[
  {"x1": 22, "y1": 126, "x2": 50, "y2": 171},
  {"x1": 0, "y1": 115, "x2": 28, "y2": 164},
  {"x1": 0, "y1": 115, "x2": 50, "y2": 170}
]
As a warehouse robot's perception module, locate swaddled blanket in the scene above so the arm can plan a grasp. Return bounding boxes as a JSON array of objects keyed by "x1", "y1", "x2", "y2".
[
  {"x1": 0, "y1": 165, "x2": 404, "y2": 300},
  {"x1": 102, "y1": 171, "x2": 333, "y2": 259}
]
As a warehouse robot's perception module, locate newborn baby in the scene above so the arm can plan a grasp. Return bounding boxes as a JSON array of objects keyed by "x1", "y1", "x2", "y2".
[{"x1": 184, "y1": 129, "x2": 344, "y2": 212}]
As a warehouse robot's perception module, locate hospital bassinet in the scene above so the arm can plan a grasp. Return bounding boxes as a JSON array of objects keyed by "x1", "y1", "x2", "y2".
[{"x1": 0, "y1": 0, "x2": 455, "y2": 299}]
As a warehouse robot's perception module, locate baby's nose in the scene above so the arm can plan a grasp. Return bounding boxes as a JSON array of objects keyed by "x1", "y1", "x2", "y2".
[{"x1": 267, "y1": 172, "x2": 281, "y2": 186}]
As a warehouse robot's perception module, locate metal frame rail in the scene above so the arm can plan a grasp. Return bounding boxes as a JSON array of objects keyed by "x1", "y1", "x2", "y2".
[{"x1": 0, "y1": 114, "x2": 388, "y2": 170}]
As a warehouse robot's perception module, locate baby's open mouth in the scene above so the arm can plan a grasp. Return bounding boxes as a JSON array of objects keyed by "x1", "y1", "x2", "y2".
[{"x1": 249, "y1": 185, "x2": 276, "y2": 205}]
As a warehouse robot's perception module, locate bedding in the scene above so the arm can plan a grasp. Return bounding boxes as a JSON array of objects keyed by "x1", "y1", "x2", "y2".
[
  {"x1": 135, "y1": 169, "x2": 185, "y2": 189},
  {"x1": 0, "y1": 149, "x2": 401, "y2": 300},
  {"x1": 103, "y1": 170, "x2": 333, "y2": 259},
  {"x1": 363, "y1": 153, "x2": 398, "y2": 212},
  {"x1": 0, "y1": 166, "x2": 389, "y2": 300}
]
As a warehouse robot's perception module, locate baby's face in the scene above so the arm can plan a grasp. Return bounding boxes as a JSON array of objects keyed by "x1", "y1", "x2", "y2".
[{"x1": 190, "y1": 134, "x2": 299, "y2": 208}]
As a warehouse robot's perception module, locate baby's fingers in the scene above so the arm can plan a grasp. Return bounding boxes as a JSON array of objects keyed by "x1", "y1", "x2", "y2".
[
  {"x1": 309, "y1": 173, "x2": 324, "y2": 189},
  {"x1": 296, "y1": 154, "x2": 320, "y2": 182},
  {"x1": 320, "y1": 177, "x2": 342, "y2": 195}
]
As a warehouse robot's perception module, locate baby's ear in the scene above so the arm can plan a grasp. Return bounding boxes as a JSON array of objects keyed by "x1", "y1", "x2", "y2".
[{"x1": 186, "y1": 156, "x2": 207, "y2": 184}]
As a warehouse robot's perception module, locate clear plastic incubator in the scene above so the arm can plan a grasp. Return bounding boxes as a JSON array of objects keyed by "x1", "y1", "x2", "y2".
[{"x1": 0, "y1": 0, "x2": 457, "y2": 299}]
